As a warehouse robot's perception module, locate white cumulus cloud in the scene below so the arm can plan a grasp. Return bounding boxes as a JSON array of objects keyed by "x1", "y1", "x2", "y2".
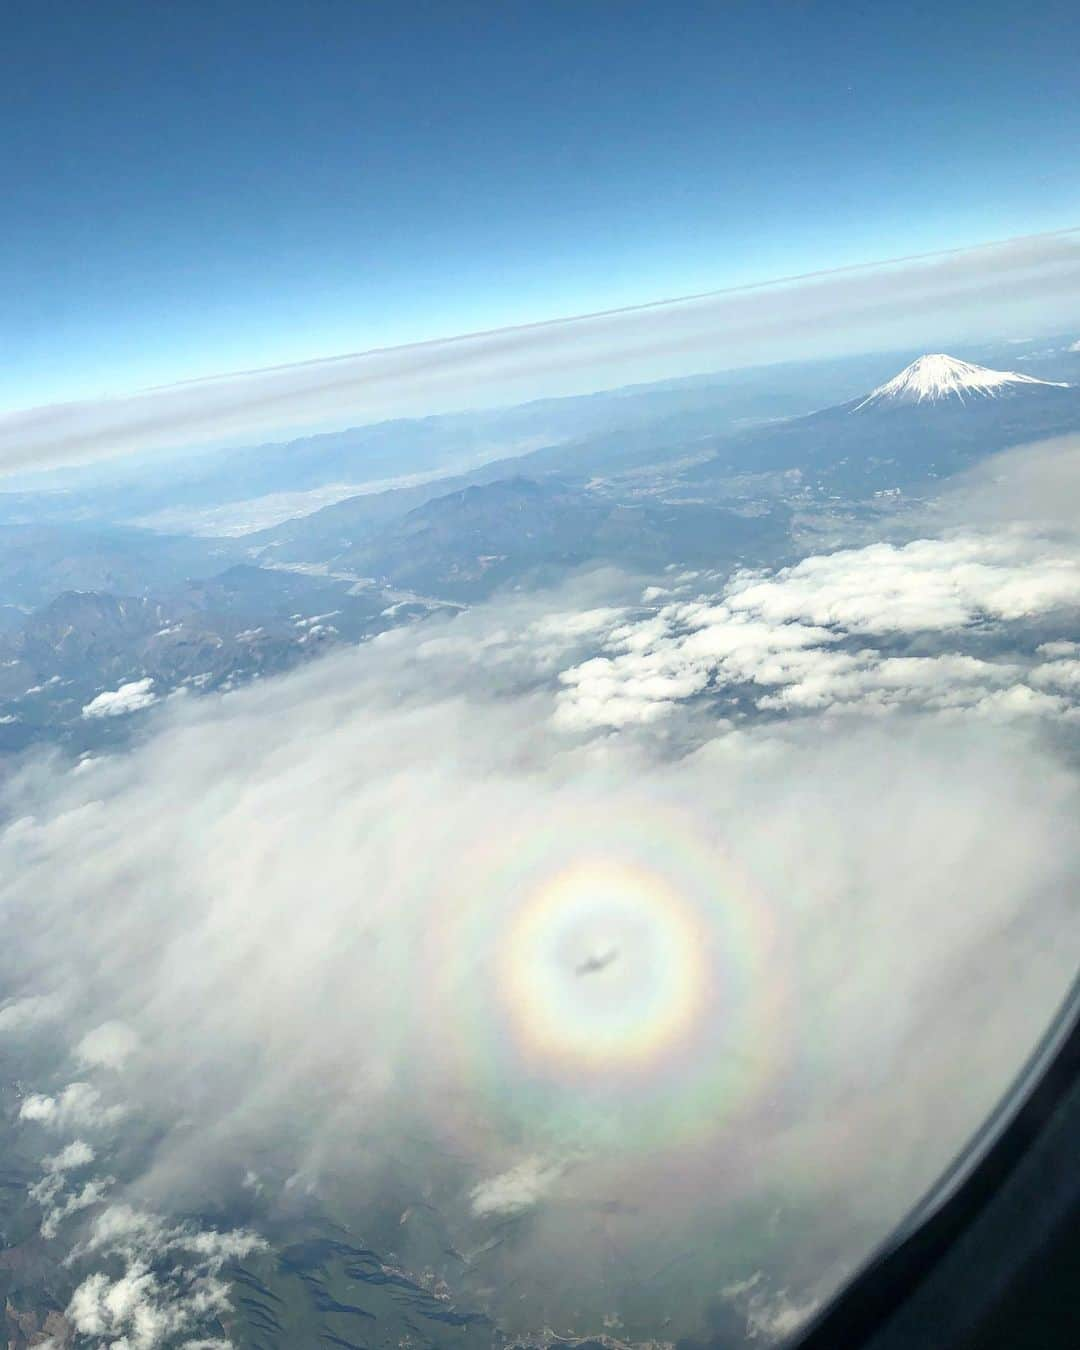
[
  {"x1": 470, "y1": 1157, "x2": 563, "y2": 1217},
  {"x1": 82, "y1": 679, "x2": 158, "y2": 720}
]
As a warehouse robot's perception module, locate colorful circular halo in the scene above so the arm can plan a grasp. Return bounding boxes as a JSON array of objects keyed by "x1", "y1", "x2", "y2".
[
  {"x1": 498, "y1": 860, "x2": 709, "y2": 1072},
  {"x1": 424, "y1": 801, "x2": 791, "y2": 1155}
]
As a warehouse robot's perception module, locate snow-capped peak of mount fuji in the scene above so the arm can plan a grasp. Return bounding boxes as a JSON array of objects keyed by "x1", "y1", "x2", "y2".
[{"x1": 853, "y1": 354, "x2": 1067, "y2": 410}]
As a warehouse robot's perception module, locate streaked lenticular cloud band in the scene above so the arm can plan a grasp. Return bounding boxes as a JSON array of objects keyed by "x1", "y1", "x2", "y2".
[{"x1": 3, "y1": 226, "x2": 1079, "y2": 474}]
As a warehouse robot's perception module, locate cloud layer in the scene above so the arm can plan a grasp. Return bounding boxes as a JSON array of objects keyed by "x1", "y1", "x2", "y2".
[
  {"x1": 556, "y1": 532, "x2": 1080, "y2": 730},
  {"x1": 2, "y1": 438, "x2": 1080, "y2": 1346},
  {"x1": 3, "y1": 229, "x2": 1079, "y2": 474},
  {"x1": 3, "y1": 598, "x2": 1079, "y2": 1344}
]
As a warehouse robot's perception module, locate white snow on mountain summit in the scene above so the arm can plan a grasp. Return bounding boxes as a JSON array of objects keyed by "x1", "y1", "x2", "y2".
[{"x1": 853, "y1": 354, "x2": 1068, "y2": 410}]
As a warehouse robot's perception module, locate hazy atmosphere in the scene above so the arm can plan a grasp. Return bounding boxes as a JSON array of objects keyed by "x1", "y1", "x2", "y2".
[{"x1": 2, "y1": 4, "x2": 1079, "y2": 1349}]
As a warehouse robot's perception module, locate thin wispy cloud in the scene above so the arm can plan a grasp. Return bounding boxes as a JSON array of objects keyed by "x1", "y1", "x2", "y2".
[{"x1": 3, "y1": 229, "x2": 1078, "y2": 476}]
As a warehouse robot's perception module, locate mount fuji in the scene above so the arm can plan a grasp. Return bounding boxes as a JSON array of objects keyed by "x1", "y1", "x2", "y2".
[
  {"x1": 852, "y1": 353, "x2": 1068, "y2": 410},
  {"x1": 687, "y1": 352, "x2": 1080, "y2": 494}
]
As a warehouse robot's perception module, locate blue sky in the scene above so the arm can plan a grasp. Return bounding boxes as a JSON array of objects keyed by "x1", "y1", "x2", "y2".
[{"x1": 3, "y1": 0, "x2": 1078, "y2": 411}]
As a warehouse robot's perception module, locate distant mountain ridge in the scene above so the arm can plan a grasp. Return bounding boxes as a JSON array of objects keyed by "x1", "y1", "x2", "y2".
[
  {"x1": 310, "y1": 475, "x2": 790, "y2": 600},
  {"x1": 0, "y1": 565, "x2": 397, "y2": 753}
]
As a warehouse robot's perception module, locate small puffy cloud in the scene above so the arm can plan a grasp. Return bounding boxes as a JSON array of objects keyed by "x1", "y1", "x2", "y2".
[
  {"x1": 42, "y1": 1139, "x2": 96, "y2": 1174},
  {"x1": 67, "y1": 1264, "x2": 230, "y2": 1350},
  {"x1": 1030, "y1": 659, "x2": 1080, "y2": 692},
  {"x1": 65, "y1": 1207, "x2": 264, "y2": 1348},
  {"x1": 19, "y1": 1081, "x2": 125, "y2": 1131},
  {"x1": 76, "y1": 1021, "x2": 140, "y2": 1070},
  {"x1": 24, "y1": 676, "x2": 63, "y2": 696},
  {"x1": 967, "y1": 684, "x2": 1073, "y2": 721},
  {"x1": 29, "y1": 1127, "x2": 109, "y2": 1242},
  {"x1": 82, "y1": 678, "x2": 158, "y2": 720},
  {"x1": 75, "y1": 1204, "x2": 265, "y2": 1270},
  {"x1": 470, "y1": 1157, "x2": 562, "y2": 1217},
  {"x1": 30, "y1": 1140, "x2": 104, "y2": 1239},
  {"x1": 37, "y1": 1177, "x2": 114, "y2": 1242}
]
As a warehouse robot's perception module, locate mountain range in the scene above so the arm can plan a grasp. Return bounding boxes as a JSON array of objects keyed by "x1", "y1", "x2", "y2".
[
  {"x1": 254, "y1": 352, "x2": 1080, "y2": 574},
  {"x1": 2, "y1": 344, "x2": 1078, "y2": 751}
]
